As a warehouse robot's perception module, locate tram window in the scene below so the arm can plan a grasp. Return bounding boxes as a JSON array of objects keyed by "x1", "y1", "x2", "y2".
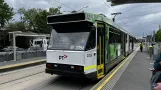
[
  {"x1": 115, "y1": 30, "x2": 121, "y2": 43},
  {"x1": 125, "y1": 35, "x2": 127, "y2": 43},
  {"x1": 109, "y1": 28, "x2": 121, "y2": 44},
  {"x1": 109, "y1": 28, "x2": 114, "y2": 44},
  {"x1": 85, "y1": 30, "x2": 96, "y2": 50}
]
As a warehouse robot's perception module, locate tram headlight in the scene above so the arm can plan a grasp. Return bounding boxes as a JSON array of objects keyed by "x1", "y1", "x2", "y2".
[
  {"x1": 54, "y1": 64, "x2": 58, "y2": 67},
  {"x1": 71, "y1": 66, "x2": 74, "y2": 69}
]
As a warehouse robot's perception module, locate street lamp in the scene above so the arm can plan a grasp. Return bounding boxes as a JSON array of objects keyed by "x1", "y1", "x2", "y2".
[{"x1": 111, "y1": 12, "x2": 122, "y2": 22}]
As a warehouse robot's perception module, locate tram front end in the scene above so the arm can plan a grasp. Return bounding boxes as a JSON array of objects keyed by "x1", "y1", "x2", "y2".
[{"x1": 45, "y1": 13, "x2": 97, "y2": 79}]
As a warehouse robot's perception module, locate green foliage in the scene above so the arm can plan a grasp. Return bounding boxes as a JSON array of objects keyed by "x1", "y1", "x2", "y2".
[
  {"x1": 34, "y1": 7, "x2": 62, "y2": 33},
  {"x1": 34, "y1": 10, "x2": 51, "y2": 33},
  {"x1": 17, "y1": 7, "x2": 62, "y2": 33},
  {"x1": 0, "y1": 0, "x2": 14, "y2": 28},
  {"x1": 155, "y1": 30, "x2": 161, "y2": 42},
  {"x1": 18, "y1": 8, "x2": 42, "y2": 31},
  {"x1": 49, "y1": 7, "x2": 62, "y2": 15},
  {"x1": 71, "y1": 10, "x2": 77, "y2": 13},
  {"x1": 5, "y1": 22, "x2": 26, "y2": 32}
]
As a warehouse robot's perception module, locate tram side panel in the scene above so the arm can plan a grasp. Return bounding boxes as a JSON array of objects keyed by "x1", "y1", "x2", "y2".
[
  {"x1": 104, "y1": 24, "x2": 110, "y2": 74},
  {"x1": 84, "y1": 29, "x2": 97, "y2": 79},
  {"x1": 126, "y1": 34, "x2": 129, "y2": 56},
  {"x1": 129, "y1": 36, "x2": 133, "y2": 53},
  {"x1": 104, "y1": 25, "x2": 125, "y2": 74},
  {"x1": 84, "y1": 50, "x2": 97, "y2": 79}
]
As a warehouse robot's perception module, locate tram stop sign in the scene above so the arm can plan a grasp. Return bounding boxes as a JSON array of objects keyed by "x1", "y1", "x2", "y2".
[{"x1": 107, "y1": 0, "x2": 161, "y2": 6}]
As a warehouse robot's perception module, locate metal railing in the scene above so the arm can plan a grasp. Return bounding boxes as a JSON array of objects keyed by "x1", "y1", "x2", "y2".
[
  {"x1": 146, "y1": 43, "x2": 161, "y2": 60},
  {"x1": 0, "y1": 50, "x2": 46, "y2": 62},
  {"x1": 153, "y1": 43, "x2": 161, "y2": 60}
]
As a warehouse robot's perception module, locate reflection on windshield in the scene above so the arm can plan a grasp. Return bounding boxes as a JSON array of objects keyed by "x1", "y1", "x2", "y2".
[{"x1": 48, "y1": 29, "x2": 89, "y2": 51}]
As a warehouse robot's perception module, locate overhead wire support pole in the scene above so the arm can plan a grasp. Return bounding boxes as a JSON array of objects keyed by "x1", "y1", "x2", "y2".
[
  {"x1": 102, "y1": 0, "x2": 130, "y2": 31},
  {"x1": 13, "y1": 32, "x2": 16, "y2": 61},
  {"x1": 111, "y1": 12, "x2": 122, "y2": 22}
]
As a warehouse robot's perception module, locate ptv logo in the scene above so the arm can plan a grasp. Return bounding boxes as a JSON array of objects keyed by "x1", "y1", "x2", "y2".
[{"x1": 59, "y1": 55, "x2": 67, "y2": 60}]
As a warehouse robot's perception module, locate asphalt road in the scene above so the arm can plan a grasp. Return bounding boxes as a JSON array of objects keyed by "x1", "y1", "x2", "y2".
[{"x1": 0, "y1": 64, "x2": 97, "y2": 90}]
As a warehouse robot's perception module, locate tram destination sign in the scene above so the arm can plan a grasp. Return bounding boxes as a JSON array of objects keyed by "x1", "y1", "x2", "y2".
[{"x1": 107, "y1": 0, "x2": 161, "y2": 6}]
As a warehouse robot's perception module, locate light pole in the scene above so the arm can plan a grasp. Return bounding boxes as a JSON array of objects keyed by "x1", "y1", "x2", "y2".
[
  {"x1": 145, "y1": 22, "x2": 160, "y2": 42},
  {"x1": 111, "y1": 12, "x2": 121, "y2": 22}
]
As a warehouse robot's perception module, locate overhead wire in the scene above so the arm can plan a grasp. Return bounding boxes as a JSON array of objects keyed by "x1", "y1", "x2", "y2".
[
  {"x1": 120, "y1": 19, "x2": 129, "y2": 28},
  {"x1": 100, "y1": 0, "x2": 130, "y2": 30},
  {"x1": 101, "y1": 0, "x2": 111, "y2": 9},
  {"x1": 45, "y1": 0, "x2": 75, "y2": 11},
  {"x1": 47, "y1": 0, "x2": 130, "y2": 30},
  {"x1": 116, "y1": 7, "x2": 161, "y2": 19}
]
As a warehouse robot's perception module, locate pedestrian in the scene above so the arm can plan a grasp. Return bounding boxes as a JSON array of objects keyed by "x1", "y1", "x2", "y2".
[
  {"x1": 153, "y1": 52, "x2": 161, "y2": 71},
  {"x1": 140, "y1": 42, "x2": 143, "y2": 52},
  {"x1": 153, "y1": 52, "x2": 161, "y2": 90},
  {"x1": 154, "y1": 83, "x2": 161, "y2": 90}
]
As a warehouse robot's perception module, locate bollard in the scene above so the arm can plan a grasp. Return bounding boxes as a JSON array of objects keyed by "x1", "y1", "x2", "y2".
[{"x1": 149, "y1": 45, "x2": 153, "y2": 58}]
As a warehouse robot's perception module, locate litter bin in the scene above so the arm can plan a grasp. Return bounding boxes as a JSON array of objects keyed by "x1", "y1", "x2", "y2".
[{"x1": 149, "y1": 45, "x2": 153, "y2": 58}]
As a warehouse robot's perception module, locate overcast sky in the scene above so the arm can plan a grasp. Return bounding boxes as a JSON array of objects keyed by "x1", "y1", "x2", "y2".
[{"x1": 4, "y1": 0, "x2": 161, "y2": 37}]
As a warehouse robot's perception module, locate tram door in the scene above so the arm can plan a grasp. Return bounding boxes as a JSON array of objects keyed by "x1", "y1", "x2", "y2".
[{"x1": 97, "y1": 23, "x2": 105, "y2": 78}]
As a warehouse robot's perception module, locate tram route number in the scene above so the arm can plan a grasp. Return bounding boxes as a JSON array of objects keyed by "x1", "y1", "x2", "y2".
[{"x1": 87, "y1": 54, "x2": 92, "y2": 57}]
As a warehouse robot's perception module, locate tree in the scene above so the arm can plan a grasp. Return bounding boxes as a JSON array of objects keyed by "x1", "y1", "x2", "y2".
[
  {"x1": 34, "y1": 10, "x2": 51, "y2": 33},
  {"x1": 155, "y1": 30, "x2": 161, "y2": 42},
  {"x1": 18, "y1": 7, "x2": 62, "y2": 33},
  {"x1": 0, "y1": 0, "x2": 14, "y2": 28},
  {"x1": 34, "y1": 7, "x2": 62, "y2": 33},
  {"x1": 49, "y1": 7, "x2": 62, "y2": 15},
  {"x1": 71, "y1": 10, "x2": 77, "y2": 13},
  {"x1": 18, "y1": 8, "x2": 41, "y2": 31},
  {"x1": 5, "y1": 22, "x2": 27, "y2": 32}
]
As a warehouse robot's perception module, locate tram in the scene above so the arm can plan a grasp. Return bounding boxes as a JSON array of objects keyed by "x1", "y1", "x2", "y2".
[{"x1": 45, "y1": 12, "x2": 135, "y2": 80}]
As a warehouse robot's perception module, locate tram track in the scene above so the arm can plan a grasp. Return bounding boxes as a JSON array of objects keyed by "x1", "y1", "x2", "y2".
[
  {"x1": 0, "y1": 64, "x2": 45, "y2": 76},
  {"x1": 0, "y1": 64, "x2": 96, "y2": 90},
  {"x1": 0, "y1": 71, "x2": 44, "y2": 86},
  {"x1": 32, "y1": 76, "x2": 95, "y2": 90},
  {"x1": 34, "y1": 76, "x2": 60, "y2": 90}
]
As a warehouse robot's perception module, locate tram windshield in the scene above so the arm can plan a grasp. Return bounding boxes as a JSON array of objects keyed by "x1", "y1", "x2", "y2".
[{"x1": 48, "y1": 22, "x2": 96, "y2": 51}]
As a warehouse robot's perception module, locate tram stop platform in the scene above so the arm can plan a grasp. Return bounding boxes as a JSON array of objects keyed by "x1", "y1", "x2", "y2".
[{"x1": 92, "y1": 47, "x2": 154, "y2": 90}]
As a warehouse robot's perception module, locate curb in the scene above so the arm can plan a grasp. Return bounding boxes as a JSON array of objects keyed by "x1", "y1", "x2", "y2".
[{"x1": 0, "y1": 60, "x2": 46, "y2": 73}]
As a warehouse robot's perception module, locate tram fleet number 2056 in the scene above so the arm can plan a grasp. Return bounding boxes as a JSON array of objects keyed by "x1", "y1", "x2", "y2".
[{"x1": 45, "y1": 12, "x2": 135, "y2": 80}]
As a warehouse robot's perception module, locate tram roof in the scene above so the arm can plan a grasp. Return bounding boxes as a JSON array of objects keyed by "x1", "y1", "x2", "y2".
[
  {"x1": 47, "y1": 12, "x2": 135, "y2": 38},
  {"x1": 83, "y1": 12, "x2": 135, "y2": 37}
]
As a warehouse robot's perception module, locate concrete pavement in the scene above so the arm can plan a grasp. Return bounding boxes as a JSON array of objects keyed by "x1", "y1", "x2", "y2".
[
  {"x1": 0, "y1": 64, "x2": 96, "y2": 90},
  {"x1": 112, "y1": 49, "x2": 153, "y2": 90},
  {"x1": 0, "y1": 57, "x2": 46, "y2": 73},
  {"x1": 91, "y1": 47, "x2": 154, "y2": 90}
]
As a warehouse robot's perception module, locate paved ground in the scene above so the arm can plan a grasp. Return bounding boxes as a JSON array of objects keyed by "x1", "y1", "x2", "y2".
[
  {"x1": 112, "y1": 49, "x2": 154, "y2": 90},
  {"x1": 1, "y1": 44, "x2": 153, "y2": 90},
  {"x1": 0, "y1": 64, "x2": 96, "y2": 90},
  {"x1": 0, "y1": 57, "x2": 45, "y2": 67}
]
